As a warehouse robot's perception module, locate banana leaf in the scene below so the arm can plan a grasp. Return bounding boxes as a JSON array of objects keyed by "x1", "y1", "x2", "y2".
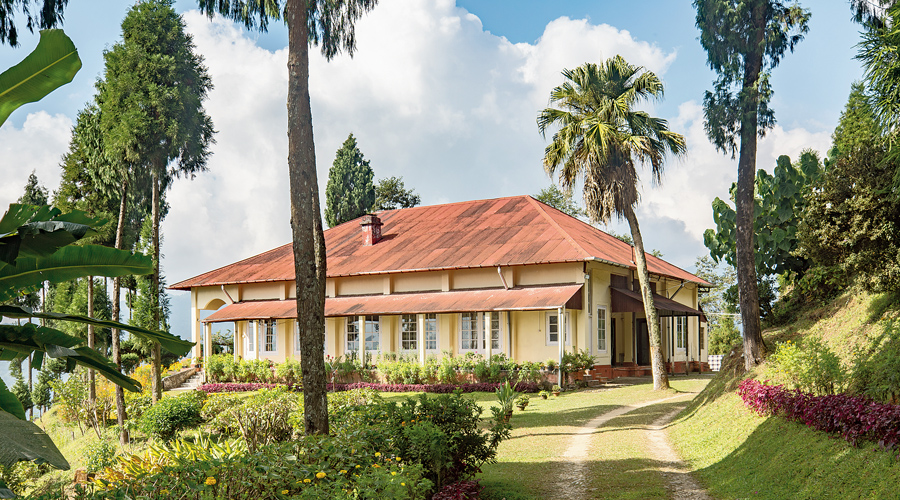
[
  {"x1": 0, "y1": 377, "x2": 25, "y2": 420},
  {"x1": 0, "y1": 409, "x2": 70, "y2": 470},
  {"x1": 0, "y1": 244, "x2": 152, "y2": 303},
  {"x1": 0, "y1": 323, "x2": 142, "y2": 395},
  {"x1": 0, "y1": 305, "x2": 194, "y2": 357},
  {"x1": 0, "y1": 29, "x2": 81, "y2": 127},
  {"x1": 0, "y1": 479, "x2": 13, "y2": 499}
]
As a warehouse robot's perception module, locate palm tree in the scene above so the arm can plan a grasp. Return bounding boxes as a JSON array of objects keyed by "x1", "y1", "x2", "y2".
[{"x1": 538, "y1": 56, "x2": 687, "y2": 390}]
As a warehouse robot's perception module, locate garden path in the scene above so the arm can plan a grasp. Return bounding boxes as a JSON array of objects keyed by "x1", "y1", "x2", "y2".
[{"x1": 555, "y1": 391, "x2": 711, "y2": 500}]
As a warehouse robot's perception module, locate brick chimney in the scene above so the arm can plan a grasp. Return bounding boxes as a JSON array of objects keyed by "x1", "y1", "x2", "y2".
[{"x1": 360, "y1": 214, "x2": 383, "y2": 246}]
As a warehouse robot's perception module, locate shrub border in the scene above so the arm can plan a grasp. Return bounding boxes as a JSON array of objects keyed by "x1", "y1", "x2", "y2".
[{"x1": 198, "y1": 381, "x2": 541, "y2": 394}]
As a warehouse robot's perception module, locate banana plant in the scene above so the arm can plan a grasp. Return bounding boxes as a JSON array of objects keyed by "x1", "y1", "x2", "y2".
[
  {"x1": 0, "y1": 29, "x2": 81, "y2": 127},
  {"x1": 0, "y1": 204, "x2": 195, "y2": 490}
]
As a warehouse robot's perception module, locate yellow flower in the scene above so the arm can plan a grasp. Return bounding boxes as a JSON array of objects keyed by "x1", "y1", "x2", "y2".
[
  {"x1": 160, "y1": 490, "x2": 169, "y2": 495},
  {"x1": 391, "y1": 472, "x2": 397, "y2": 476},
  {"x1": 340, "y1": 470, "x2": 348, "y2": 474},
  {"x1": 355, "y1": 465, "x2": 361, "y2": 468},
  {"x1": 281, "y1": 490, "x2": 289, "y2": 495},
  {"x1": 304, "y1": 478, "x2": 311, "y2": 483},
  {"x1": 401, "y1": 483, "x2": 406, "y2": 486},
  {"x1": 205, "y1": 477, "x2": 217, "y2": 486},
  {"x1": 316, "y1": 472, "x2": 326, "y2": 479},
  {"x1": 396, "y1": 457, "x2": 402, "y2": 461},
  {"x1": 374, "y1": 452, "x2": 381, "y2": 457},
  {"x1": 373, "y1": 464, "x2": 381, "y2": 468}
]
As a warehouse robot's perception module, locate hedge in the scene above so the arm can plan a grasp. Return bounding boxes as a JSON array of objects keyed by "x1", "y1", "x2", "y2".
[{"x1": 198, "y1": 381, "x2": 541, "y2": 394}]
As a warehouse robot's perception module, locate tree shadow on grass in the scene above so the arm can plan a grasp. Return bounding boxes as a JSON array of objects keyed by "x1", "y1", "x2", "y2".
[{"x1": 693, "y1": 417, "x2": 900, "y2": 500}]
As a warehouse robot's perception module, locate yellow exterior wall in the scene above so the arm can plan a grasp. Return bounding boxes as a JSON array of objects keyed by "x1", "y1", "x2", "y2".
[{"x1": 394, "y1": 273, "x2": 442, "y2": 293}]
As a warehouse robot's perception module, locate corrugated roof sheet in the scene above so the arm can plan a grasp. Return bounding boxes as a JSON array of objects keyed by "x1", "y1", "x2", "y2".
[
  {"x1": 202, "y1": 284, "x2": 584, "y2": 322},
  {"x1": 610, "y1": 287, "x2": 704, "y2": 316},
  {"x1": 172, "y1": 195, "x2": 711, "y2": 290}
]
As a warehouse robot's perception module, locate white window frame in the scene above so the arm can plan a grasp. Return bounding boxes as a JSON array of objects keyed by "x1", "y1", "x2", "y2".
[
  {"x1": 676, "y1": 316, "x2": 687, "y2": 351},
  {"x1": 246, "y1": 320, "x2": 255, "y2": 352},
  {"x1": 260, "y1": 319, "x2": 278, "y2": 352},
  {"x1": 364, "y1": 315, "x2": 380, "y2": 353},
  {"x1": 459, "y1": 312, "x2": 502, "y2": 353},
  {"x1": 546, "y1": 311, "x2": 572, "y2": 346},
  {"x1": 460, "y1": 312, "x2": 479, "y2": 351},
  {"x1": 400, "y1": 314, "x2": 418, "y2": 355},
  {"x1": 424, "y1": 313, "x2": 439, "y2": 354},
  {"x1": 597, "y1": 306, "x2": 608, "y2": 353},
  {"x1": 345, "y1": 317, "x2": 359, "y2": 353}
]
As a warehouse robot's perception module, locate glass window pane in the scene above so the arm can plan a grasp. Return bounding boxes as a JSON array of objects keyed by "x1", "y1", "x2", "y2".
[
  {"x1": 491, "y1": 313, "x2": 501, "y2": 350},
  {"x1": 425, "y1": 313, "x2": 438, "y2": 350},
  {"x1": 598, "y1": 308, "x2": 607, "y2": 351},
  {"x1": 346, "y1": 318, "x2": 359, "y2": 352},
  {"x1": 461, "y1": 312, "x2": 477, "y2": 350},
  {"x1": 549, "y1": 314, "x2": 559, "y2": 343},
  {"x1": 365, "y1": 315, "x2": 380, "y2": 351},
  {"x1": 401, "y1": 314, "x2": 417, "y2": 351}
]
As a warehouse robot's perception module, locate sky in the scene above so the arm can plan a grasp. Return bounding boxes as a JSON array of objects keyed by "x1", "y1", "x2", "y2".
[{"x1": 0, "y1": 0, "x2": 866, "y2": 376}]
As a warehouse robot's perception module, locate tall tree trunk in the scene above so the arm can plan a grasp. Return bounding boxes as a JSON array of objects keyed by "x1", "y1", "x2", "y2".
[
  {"x1": 113, "y1": 180, "x2": 129, "y2": 444},
  {"x1": 151, "y1": 172, "x2": 163, "y2": 403},
  {"x1": 736, "y1": 0, "x2": 767, "y2": 371},
  {"x1": 287, "y1": 0, "x2": 329, "y2": 435},
  {"x1": 27, "y1": 353, "x2": 32, "y2": 420},
  {"x1": 88, "y1": 276, "x2": 96, "y2": 402},
  {"x1": 624, "y1": 205, "x2": 669, "y2": 390}
]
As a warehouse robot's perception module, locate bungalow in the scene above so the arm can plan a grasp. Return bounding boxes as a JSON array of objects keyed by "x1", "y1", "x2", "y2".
[{"x1": 170, "y1": 195, "x2": 712, "y2": 379}]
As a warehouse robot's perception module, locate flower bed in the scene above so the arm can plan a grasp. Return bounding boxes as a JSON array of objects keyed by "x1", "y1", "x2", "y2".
[
  {"x1": 327, "y1": 381, "x2": 541, "y2": 394},
  {"x1": 738, "y1": 379, "x2": 900, "y2": 451},
  {"x1": 199, "y1": 381, "x2": 541, "y2": 394}
]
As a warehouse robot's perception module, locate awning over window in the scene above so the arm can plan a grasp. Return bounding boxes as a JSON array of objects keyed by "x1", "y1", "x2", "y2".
[
  {"x1": 609, "y1": 286, "x2": 703, "y2": 317},
  {"x1": 201, "y1": 284, "x2": 583, "y2": 323}
]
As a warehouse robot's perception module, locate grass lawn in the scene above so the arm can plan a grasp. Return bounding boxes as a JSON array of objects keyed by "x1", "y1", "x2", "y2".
[{"x1": 467, "y1": 375, "x2": 713, "y2": 500}]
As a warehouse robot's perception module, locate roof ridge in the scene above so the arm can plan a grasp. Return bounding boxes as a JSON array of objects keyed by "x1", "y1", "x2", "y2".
[{"x1": 525, "y1": 196, "x2": 592, "y2": 260}]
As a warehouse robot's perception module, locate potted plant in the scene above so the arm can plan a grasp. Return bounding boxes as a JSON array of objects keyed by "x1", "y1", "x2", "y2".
[
  {"x1": 515, "y1": 394, "x2": 530, "y2": 411},
  {"x1": 495, "y1": 380, "x2": 517, "y2": 422},
  {"x1": 552, "y1": 384, "x2": 562, "y2": 397},
  {"x1": 539, "y1": 390, "x2": 550, "y2": 400}
]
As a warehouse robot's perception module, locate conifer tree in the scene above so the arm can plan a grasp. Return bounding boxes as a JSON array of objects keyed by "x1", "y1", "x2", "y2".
[{"x1": 325, "y1": 133, "x2": 375, "y2": 227}]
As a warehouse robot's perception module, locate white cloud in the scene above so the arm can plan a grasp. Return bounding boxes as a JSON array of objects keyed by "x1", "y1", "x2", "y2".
[{"x1": 0, "y1": 111, "x2": 72, "y2": 204}]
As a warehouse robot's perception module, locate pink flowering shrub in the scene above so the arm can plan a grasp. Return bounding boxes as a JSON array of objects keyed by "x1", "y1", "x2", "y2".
[{"x1": 738, "y1": 379, "x2": 900, "y2": 451}]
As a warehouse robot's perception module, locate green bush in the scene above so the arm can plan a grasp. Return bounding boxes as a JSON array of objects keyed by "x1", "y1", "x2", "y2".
[
  {"x1": 769, "y1": 337, "x2": 847, "y2": 395},
  {"x1": 83, "y1": 439, "x2": 116, "y2": 473},
  {"x1": 140, "y1": 391, "x2": 206, "y2": 441},
  {"x1": 201, "y1": 393, "x2": 246, "y2": 435},
  {"x1": 275, "y1": 358, "x2": 302, "y2": 385},
  {"x1": 332, "y1": 390, "x2": 511, "y2": 492},
  {"x1": 221, "y1": 387, "x2": 299, "y2": 452}
]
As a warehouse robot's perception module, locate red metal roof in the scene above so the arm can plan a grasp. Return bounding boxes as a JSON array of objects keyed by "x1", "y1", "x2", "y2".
[
  {"x1": 610, "y1": 287, "x2": 704, "y2": 317},
  {"x1": 172, "y1": 195, "x2": 711, "y2": 290},
  {"x1": 202, "y1": 284, "x2": 583, "y2": 322}
]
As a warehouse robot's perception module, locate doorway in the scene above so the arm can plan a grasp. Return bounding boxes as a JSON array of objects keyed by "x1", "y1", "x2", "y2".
[{"x1": 636, "y1": 319, "x2": 650, "y2": 366}]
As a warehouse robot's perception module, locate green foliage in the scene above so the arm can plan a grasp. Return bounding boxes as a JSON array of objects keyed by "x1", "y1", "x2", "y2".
[
  {"x1": 768, "y1": 338, "x2": 847, "y2": 396},
  {"x1": 533, "y1": 185, "x2": 585, "y2": 219},
  {"x1": 213, "y1": 387, "x2": 299, "y2": 452},
  {"x1": 0, "y1": 461, "x2": 42, "y2": 498},
  {"x1": 798, "y1": 88, "x2": 900, "y2": 294},
  {"x1": 201, "y1": 393, "x2": 246, "y2": 435},
  {"x1": 694, "y1": 0, "x2": 810, "y2": 157},
  {"x1": 859, "y1": 4, "x2": 900, "y2": 159},
  {"x1": 82, "y1": 439, "x2": 116, "y2": 473},
  {"x1": 0, "y1": 29, "x2": 80, "y2": 125},
  {"x1": 325, "y1": 133, "x2": 376, "y2": 227},
  {"x1": 849, "y1": 319, "x2": 900, "y2": 404},
  {"x1": 704, "y1": 151, "x2": 822, "y2": 279},
  {"x1": 274, "y1": 358, "x2": 302, "y2": 385},
  {"x1": 373, "y1": 176, "x2": 421, "y2": 211},
  {"x1": 140, "y1": 391, "x2": 206, "y2": 442},
  {"x1": 708, "y1": 315, "x2": 741, "y2": 355},
  {"x1": 331, "y1": 390, "x2": 510, "y2": 491},
  {"x1": 495, "y1": 381, "x2": 517, "y2": 415},
  {"x1": 379, "y1": 355, "x2": 426, "y2": 384}
]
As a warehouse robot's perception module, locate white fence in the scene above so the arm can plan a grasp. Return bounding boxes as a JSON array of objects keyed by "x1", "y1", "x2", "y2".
[{"x1": 708, "y1": 354, "x2": 724, "y2": 371}]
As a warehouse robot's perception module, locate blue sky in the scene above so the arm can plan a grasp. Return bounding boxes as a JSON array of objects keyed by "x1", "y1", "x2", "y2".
[{"x1": 0, "y1": 1, "x2": 867, "y2": 386}]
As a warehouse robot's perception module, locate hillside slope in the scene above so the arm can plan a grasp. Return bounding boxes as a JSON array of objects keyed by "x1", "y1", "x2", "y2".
[{"x1": 668, "y1": 289, "x2": 900, "y2": 500}]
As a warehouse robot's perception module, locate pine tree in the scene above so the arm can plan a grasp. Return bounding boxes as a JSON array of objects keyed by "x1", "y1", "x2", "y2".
[{"x1": 324, "y1": 133, "x2": 375, "y2": 227}]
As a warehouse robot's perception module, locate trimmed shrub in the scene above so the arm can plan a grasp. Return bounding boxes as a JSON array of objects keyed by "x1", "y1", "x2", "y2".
[
  {"x1": 327, "y1": 381, "x2": 540, "y2": 394},
  {"x1": 201, "y1": 393, "x2": 246, "y2": 435},
  {"x1": 140, "y1": 391, "x2": 206, "y2": 441},
  {"x1": 275, "y1": 358, "x2": 303, "y2": 385}
]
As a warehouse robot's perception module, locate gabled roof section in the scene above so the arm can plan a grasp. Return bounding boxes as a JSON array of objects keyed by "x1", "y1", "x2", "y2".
[{"x1": 170, "y1": 195, "x2": 711, "y2": 290}]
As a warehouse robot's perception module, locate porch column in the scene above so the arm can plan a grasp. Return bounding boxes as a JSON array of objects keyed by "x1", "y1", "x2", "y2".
[
  {"x1": 253, "y1": 320, "x2": 260, "y2": 361},
  {"x1": 484, "y1": 312, "x2": 492, "y2": 359},
  {"x1": 417, "y1": 313, "x2": 425, "y2": 365},
  {"x1": 234, "y1": 327, "x2": 241, "y2": 362},
  {"x1": 558, "y1": 306, "x2": 564, "y2": 376},
  {"x1": 191, "y1": 293, "x2": 201, "y2": 365},
  {"x1": 204, "y1": 322, "x2": 212, "y2": 362},
  {"x1": 358, "y1": 315, "x2": 365, "y2": 364}
]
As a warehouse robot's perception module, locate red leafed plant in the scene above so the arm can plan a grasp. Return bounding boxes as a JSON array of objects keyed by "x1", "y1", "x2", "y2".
[{"x1": 738, "y1": 379, "x2": 900, "y2": 451}]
